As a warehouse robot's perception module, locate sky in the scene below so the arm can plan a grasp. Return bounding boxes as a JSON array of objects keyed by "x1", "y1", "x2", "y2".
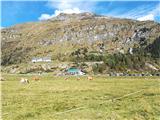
[{"x1": 1, "y1": 0, "x2": 160, "y2": 27}]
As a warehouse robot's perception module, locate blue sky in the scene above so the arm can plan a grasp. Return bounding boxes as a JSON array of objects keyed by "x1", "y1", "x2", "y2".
[{"x1": 1, "y1": 0, "x2": 160, "y2": 27}]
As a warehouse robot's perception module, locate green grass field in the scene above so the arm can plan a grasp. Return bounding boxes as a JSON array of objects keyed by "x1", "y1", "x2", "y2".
[{"x1": 1, "y1": 74, "x2": 160, "y2": 120}]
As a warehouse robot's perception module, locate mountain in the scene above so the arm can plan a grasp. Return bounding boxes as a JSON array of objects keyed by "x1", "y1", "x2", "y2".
[{"x1": 1, "y1": 12, "x2": 160, "y2": 74}]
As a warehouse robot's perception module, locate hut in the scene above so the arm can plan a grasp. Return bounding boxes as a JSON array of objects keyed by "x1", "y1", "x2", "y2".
[{"x1": 32, "y1": 57, "x2": 51, "y2": 63}]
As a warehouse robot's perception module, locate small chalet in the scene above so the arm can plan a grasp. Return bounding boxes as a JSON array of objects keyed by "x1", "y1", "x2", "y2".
[{"x1": 32, "y1": 57, "x2": 51, "y2": 63}]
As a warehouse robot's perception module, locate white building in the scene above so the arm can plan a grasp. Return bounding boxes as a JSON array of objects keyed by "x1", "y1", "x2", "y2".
[{"x1": 32, "y1": 57, "x2": 51, "y2": 63}]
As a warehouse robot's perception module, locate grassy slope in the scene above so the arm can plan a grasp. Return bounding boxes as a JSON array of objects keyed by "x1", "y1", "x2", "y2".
[
  {"x1": 1, "y1": 74, "x2": 160, "y2": 120},
  {"x1": 2, "y1": 18, "x2": 160, "y2": 66}
]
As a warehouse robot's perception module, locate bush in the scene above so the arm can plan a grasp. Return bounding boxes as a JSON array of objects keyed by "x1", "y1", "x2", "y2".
[
  {"x1": 85, "y1": 54, "x2": 103, "y2": 61},
  {"x1": 92, "y1": 63, "x2": 106, "y2": 74}
]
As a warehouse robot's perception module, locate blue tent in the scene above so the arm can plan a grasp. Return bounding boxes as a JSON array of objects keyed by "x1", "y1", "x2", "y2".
[{"x1": 67, "y1": 68, "x2": 85, "y2": 75}]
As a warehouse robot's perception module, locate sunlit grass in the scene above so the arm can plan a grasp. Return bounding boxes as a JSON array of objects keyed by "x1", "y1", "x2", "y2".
[{"x1": 1, "y1": 74, "x2": 160, "y2": 120}]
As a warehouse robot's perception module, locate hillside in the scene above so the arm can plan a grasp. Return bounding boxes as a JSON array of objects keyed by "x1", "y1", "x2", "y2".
[{"x1": 1, "y1": 12, "x2": 160, "y2": 74}]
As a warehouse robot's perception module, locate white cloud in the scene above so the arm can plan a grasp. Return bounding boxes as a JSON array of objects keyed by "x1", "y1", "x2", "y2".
[
  {"x1": 38, "y1": 8, "x2": 82, "y2": 21},
  {"x1": 38, "y1": 14, "x2": 55, "y2": 21},
  {"x1": 47, "y1": 0, "x2": 92, "y2": 11},
  {"x1": 0, "y1": 26, "x2": 5, "y2": 29},
  {"x1": 54, "y1": 8, "x2": 82, "y2": 15},
  {"x1": 108, "y1": 3, "x2": 159, "y2": 22},
  {"x1": 137, "y1": 4, "x2": 160, "y2": 21},
  {"x1": 39, "y1": 0, "x2": 95, "y2": 21},
  {"x1": 137, "y1": 14, "x2": 154, "y2": 21},
  {"x1": 39, "y1": 0, "x2": 160, "y2": 22},
  {"x1": 115, "y1": 4, "x2": 155, "y2": 20}
]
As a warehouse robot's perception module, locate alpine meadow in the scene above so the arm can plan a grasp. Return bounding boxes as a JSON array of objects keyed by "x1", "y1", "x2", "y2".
[{"x1": 1, "y1": 1, "x2": 160, "y2": 120}]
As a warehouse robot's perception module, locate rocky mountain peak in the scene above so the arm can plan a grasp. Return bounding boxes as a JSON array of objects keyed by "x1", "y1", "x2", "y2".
[{"x1": 51, "y1": 12, "x2": 97, "y2": 21}]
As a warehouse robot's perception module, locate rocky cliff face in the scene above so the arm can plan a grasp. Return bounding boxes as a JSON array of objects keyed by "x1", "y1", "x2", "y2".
[{"x1": 1, "y1": 12, "x2": 160, "y2": 73}]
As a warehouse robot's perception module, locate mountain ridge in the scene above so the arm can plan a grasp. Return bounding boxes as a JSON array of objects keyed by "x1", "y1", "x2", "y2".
[{"x1": 1, "y1": 12, "x2": 160, "y2": 74}]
